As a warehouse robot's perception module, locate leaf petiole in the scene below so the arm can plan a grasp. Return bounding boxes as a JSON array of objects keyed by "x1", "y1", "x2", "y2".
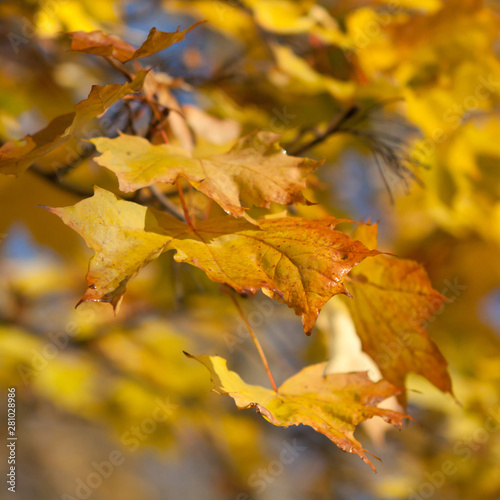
[{"x1": 222, "y1": 286, "x2": 279, "y2": 393}]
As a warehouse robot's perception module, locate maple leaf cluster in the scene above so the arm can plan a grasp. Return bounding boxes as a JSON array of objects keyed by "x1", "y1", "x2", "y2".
[{"x1": 0, "y1": 20, "x2": 454, "y2": 469}]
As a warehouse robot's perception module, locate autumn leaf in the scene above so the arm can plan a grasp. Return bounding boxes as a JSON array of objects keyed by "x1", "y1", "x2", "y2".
[
  {"x1": 47, "y1": 187, "x2": 378, "y2": 333},
  {"x1": 68, "y1": 30, "x2": 137, "y2": 62},
  {"x1": 186, "y1": 353, "x2": 409, "y2": 471},
  {"x1": 172, "y1": 215, "x2": 380, "y2": 334},
  {"x1": 68, "y1": 22, "x2": 204, "y2": 63},
  {"x1": 243, "y1": 0, "x2": 351, "y2": 47},
  {"x1": 341, "y1": 223, "x2": 452, "y2": 403},
  {"x1": 5, "y1": 2, "x2": 500, "y2": 495},
  {"x1": 0, "y1": 71, "x2": 147, "y2": 176},
  {"x1": 271, "y1": 44, "x2": 355, "y2": 100},
  {"x1": 45, "y1": 186, "x2": 186, "y2": 310},
  {"x1": 91, "y1": 131, "x2": 324, "y2": 217},
  {"x1": 183, "y1": 105, "x2": 241, "y2": 146},
  {"x1": 244, "y1": 0, "x2": 315, "y2": 34}
]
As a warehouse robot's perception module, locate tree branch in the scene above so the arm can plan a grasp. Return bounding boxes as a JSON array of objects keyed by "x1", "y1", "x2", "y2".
[{"x1": 288, "y1": 105, "x2": 359, "y2": 156}]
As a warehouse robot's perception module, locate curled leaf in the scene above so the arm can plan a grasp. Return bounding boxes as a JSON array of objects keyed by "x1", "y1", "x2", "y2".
[{"x1": 68, "y1": 22, "x2": 204, "y2": 63}]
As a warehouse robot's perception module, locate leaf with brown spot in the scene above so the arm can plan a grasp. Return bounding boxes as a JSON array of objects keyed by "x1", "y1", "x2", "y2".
[{"x1": 46, "y1": 187, "x2": 378, "y2": 333}]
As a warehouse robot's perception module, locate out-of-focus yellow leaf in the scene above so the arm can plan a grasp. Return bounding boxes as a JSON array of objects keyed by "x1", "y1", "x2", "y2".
[
  {"x1": 183, "y1": 105, "x2": 241, "y2": 146},
  {"x1": 34, "y1": 0, "x2": 117, "y2": 36},
  {"x1": 166, "y1": 0, "x2": 255, "y2": 40},
  {"x1": 391, "y1": 0, "x2": 442, "y2": 12},
  {"x1": 345, "y1": 8, "x2": 399, "y2": 77},
  {"x1": 243, "y1": 0, "x2": 351, "y2": 48},
  {"x1": 244, "y1": 0, "x2": 315, "y2": 33},
  {"x1": 271, "y1": 44, "x2": 355, "y2": 100}
]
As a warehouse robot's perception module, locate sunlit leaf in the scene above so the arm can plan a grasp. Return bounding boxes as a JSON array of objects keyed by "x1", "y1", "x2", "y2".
[
  {"x1": 47, "y1": 187, "x2": 378, "y2": 333},
  {"x1": 187, "y1": 353, "x2": 409, "y2": 471},
  {"x1": 91, "y1": 132, "x2": 323, "y2": 217}
]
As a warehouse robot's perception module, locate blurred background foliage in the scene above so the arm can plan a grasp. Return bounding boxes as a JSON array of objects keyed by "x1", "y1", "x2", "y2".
[{"x1": 0, "y1": 0, "x2": 499, "y2": 499}]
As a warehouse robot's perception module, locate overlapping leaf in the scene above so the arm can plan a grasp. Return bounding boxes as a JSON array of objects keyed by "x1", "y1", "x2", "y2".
[
  {"x1": 0, "y1": 71, "x2": 147, "y2": 176},
  {"x1": 91, "y1": 132, "x2": 323, "y2": 217},
  {"x1": 242, "y1": 0, "x2": 351, "y2": 46},
  {"x1": 45, "y1": 187, "x2": 185, "y2": 309},
  {"x1": 47, "y1": 187, "x2": 378, "y2": 333},
  {"x1": 341, "y1": 224, "x2": 452, "y2": 402},
  {"x1": 68, "y1": 22, "x2": 204, "y2": 63},
  {"x1": 271, "y1": 44, "x2": 355, "y2": 100},
  {"x1": 187, "y1": 354, "x2": 409, "y2": 471}
]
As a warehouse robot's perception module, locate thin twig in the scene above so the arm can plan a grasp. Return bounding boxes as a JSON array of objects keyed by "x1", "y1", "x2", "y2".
[
  {"x1": 149, "y1": 185, "x2": 186, "y2": 221},
  {"x1": 125, "y1": 100, "x2": 138, "y2": 135},
  {"x1": 344, "y1": 97, "x2": 404, "y2": 129},
  {"x1": 289, "y1": 105, "x2": 359, "y2": 156},
  {"x1": 222, "y1": 286, "x2": 279, "y2": 393},
  {"x1": 103, "y1": 56, "x2": 134, "y2": 82},
  {"x1": 177, "y1": 179, "x2": 194, "y2": 228},
  {"x1": 142, "y1": 89, "x2": 170, "y2": 144},
  {"x1": 30, "y1": 165, "x2": 93, "y2": 197}
]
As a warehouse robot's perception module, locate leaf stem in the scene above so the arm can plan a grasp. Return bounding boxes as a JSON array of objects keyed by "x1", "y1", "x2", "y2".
[
  {"x1": 143, "y1": 90, "x2": 194, "y2": 227},
  {"x1": 177, "y1": 179, "x2": 194, "y2": 229},
  {"x1": 142, "y1": 89, "x2": 170, "y2": 144},
  {"x1": 103, "y1": 56, "x2": 134, "y2": 82},
  {"x1": 30, "y1": 165, "x2": 93, "y2": 198},
  {"x1": 223, "y1": 287, "x2": 278, "y2": 393},
  {"x1": 149, "y1": 185, "x2": 186, "y2": 221}
]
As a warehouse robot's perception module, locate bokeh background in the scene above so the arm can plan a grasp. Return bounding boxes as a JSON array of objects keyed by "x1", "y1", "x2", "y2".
[{"x1": 0, "y1": 1, "x2": 500, "y2": 499}]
